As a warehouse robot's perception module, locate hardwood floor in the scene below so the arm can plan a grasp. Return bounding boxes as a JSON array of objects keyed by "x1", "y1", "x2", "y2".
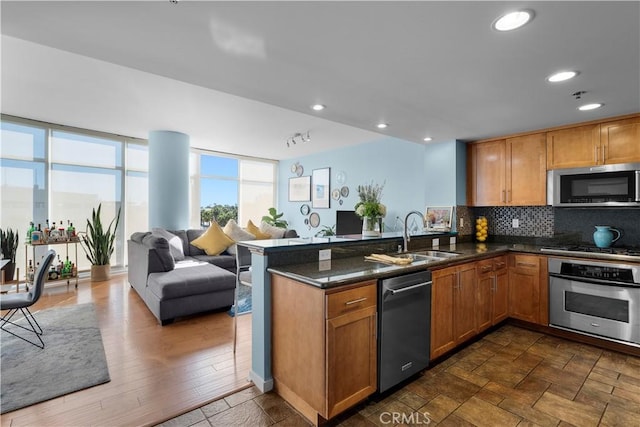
[
  {"x1": 160, "y1": 325, "x2": 640, "y2": 427},
  {"x1": 0, "y1": 273, "x2": 253, "y2": 427}
]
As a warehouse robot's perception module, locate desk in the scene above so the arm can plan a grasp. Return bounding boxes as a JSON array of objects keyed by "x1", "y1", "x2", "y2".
[{"x1": 25, "y1": 240, "x2": 79, "y2": 289}]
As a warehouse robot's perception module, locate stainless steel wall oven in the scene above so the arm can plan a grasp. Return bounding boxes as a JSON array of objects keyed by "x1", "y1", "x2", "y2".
[{"x1": 548, "y1": 257, "x2": 640, "y2": 346}]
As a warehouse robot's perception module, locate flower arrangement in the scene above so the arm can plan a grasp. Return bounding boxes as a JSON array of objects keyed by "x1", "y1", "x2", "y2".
[{"x1": 355, "y1": 181, "x2": 387, "y2": 218}]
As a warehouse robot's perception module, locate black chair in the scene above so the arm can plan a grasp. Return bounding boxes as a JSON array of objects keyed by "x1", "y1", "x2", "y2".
[
  {"x1": 0, "y1": 249, "x2": 56, "y2": 349},
  {"x1": 234, "y1": 244, "x2": 252, "y2": 353}
]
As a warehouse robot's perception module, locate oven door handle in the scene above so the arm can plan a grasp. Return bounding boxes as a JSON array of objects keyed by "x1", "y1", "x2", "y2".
[{"x1": 549, "y1": 272, "x2": 638, "y2": 288}]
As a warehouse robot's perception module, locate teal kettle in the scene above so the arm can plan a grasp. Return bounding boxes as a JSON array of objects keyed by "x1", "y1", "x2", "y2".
[{"x1": 593, "y1": 226, "x2": 621, "y2": 248}]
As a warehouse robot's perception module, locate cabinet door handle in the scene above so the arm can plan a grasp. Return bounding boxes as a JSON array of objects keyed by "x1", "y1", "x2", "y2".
[
  {"x1": 594, "y1": 145, "x2": 598, "y2": 163},
  {"x1": 507, "y1": 190, "x2": 511, "y2": 203},
  {"x1": 480, "y1": 265, "x2": 492, "y2": 273},
  {"x1": 502, "y1": 190, "x2": 506, "y2": 203},
  {"x1": 495, "y1": 262, "x2": 506, "y2": 269},
  {"x1": 602, "y1": 145, "x2": 606, "y2": 163},
  {"x1": 345, "y1": 297, "x2": 367, "y2": 306}
]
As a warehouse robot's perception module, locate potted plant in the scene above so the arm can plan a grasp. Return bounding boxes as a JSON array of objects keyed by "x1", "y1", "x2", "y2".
[
  {"x1": 0, "y1": 227, "x2": 19, "y2": 282},
  {"x1": 315, "y1": 224, "x2": 336, "y2": 238},
  {"x1": 261, "y1": 207, "x2": 288, "y2": 229},
  {"x1": 80, "y1": 203, "x2": 121, "y2": 282}
]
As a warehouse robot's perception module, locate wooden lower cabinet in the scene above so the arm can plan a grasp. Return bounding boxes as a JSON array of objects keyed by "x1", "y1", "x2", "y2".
[
  {"x1": 430, "y1": 262, "x2": 477, "y2": 360},
  {"x1": 271, "y1": 274, "x2": 377, "y2": 425},
  {"x1": 476, "y1": 256, "x2": 508, "y2": 332},
  {"x1": 508, "y1": 254, "x2": 548, "y2": 325}
]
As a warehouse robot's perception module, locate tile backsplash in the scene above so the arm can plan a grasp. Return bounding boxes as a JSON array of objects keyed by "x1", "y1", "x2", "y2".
[{"x1": 458, "y1": 205, "x2": 640, "y2": 247}]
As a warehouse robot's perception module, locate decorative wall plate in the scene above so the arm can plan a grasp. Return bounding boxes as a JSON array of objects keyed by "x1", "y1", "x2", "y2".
[
  {"x1": 290, "y1": 163, "x2": 298, "y2": 173},
  {"x1": 336, "y1": 171, "x2": 347, "y2": 185},
  {"x1": 295, "y1": 164, "x2": 304, "y2": 176},
  {"x1": 309, "y1": 212, "x2": 320, "y2": 228},
  {"x1": 300, "y1": 204, "x2": 310, "y2": 215},
  {"x1": 340, "y1": 186, "x2": 349, "y2": 197},
  {"x1": 331, "y1": 189, "x2": 341, "y2": 200}
]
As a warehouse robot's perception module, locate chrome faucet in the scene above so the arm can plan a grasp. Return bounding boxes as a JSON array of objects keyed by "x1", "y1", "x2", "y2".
[{"x1": 403, "y1": 210, "x2": 425, "y2": 252}]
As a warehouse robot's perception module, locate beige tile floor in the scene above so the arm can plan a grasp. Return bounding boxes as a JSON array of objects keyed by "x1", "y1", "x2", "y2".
[{"x1": 157, "y1": 325, "x2": 640, "y2": 427}]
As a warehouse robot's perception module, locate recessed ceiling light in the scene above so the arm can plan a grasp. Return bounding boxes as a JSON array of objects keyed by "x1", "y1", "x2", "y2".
[
  {"x1": 547, "y1": 71, "x2": 578, "y2": 83},
  {"x1": 493, "y1": 10, "x2": 533, "y2": 31},
  {"x1": 423, "y1": 137, "x2": 433, "y2": 142},
  {"x1": 376, "y1": 123, "x2": 388, "y2": 129},
  {"x1": 578, "y1": 103, "x2": 603, "y2": 111},
  {"x1": 311, "y1": 104, "x2": 325, "y2": 111}
]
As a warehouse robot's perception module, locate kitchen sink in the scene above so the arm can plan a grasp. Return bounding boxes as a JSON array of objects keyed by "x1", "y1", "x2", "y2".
[{"x1": 411, "y1": 250, "x2": 461, "y2": 259}]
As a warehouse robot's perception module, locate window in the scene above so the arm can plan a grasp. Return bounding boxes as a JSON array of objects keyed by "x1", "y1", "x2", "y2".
[
  {"x1": 0, "y1": 115, "x2": 146, "y2": 275},
  {"x1": 195, "y1": 152, "x2": 276, "y2": 229}
]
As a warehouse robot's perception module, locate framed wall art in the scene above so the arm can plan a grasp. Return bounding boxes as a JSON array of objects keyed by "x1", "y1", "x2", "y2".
[
  {"x1": 425, "y1": 206, "x2": 454, "y2": 231},
  {"x1": 288, "y1": 176, "x2": 311, "y2": 202},
  {"x1": 312, "y1": 167, "x2": 330, "y2": 208}
]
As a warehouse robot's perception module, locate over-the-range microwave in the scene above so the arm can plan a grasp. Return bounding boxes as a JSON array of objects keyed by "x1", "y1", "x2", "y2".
[{"x1": 547, "y1": 162, "x2": 640, "y2": 207}]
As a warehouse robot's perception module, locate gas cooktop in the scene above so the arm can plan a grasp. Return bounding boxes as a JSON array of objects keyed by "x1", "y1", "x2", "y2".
[{"x1": 541, "y1": 245, "x2": 640, "y2": 262}]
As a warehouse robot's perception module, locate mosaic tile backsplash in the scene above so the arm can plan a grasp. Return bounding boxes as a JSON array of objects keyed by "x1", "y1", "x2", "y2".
[{"x1": 457, "y1": 205, "x2": 639, "y2": 247}]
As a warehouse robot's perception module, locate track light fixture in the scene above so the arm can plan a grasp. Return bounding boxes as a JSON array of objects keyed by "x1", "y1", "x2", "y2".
[{"x1": 286, "y1": 131, "x2": 311, "y2": 148}]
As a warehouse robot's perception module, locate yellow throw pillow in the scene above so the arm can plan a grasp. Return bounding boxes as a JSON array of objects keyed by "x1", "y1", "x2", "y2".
[
  {"x1": 246, "y1": 220, "x2": 272, "y2": 239},
  {"x1": 191, "y1": 222, "x2": 235, "y2": 255}
]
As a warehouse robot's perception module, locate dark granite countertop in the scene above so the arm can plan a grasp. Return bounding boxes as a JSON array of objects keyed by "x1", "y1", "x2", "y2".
[{"x1": 267, "y1": 241, "x2": 639, "y2": 288}]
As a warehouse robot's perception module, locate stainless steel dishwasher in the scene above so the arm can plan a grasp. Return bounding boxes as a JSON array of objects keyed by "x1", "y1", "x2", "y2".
[{"x1": 378, "y1": 270, "x2": 432, "y2": 393}]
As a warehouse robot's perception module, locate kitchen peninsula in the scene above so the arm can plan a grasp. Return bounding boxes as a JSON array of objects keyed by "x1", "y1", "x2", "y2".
[{"x1": 240, "y1": 231, "x2": 640, "y2": 425}]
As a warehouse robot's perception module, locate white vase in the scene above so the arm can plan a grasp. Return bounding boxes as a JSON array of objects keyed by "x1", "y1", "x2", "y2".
[{"x1": 362, "y1": 216, "x2": 381, "y2": 237}]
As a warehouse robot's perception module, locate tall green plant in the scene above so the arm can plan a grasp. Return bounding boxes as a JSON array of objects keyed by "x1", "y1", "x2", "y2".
[
  {"x1": 0, "y1": 228, "x2": 19, "y2": 263},
  {"x1": 80, "y1": 204, "x2": 121, "y2": 266}
]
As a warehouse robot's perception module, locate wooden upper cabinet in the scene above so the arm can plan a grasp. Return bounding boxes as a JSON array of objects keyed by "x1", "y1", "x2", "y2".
[
  {"x1": 468, "y1": 140, "x2": 506, "y2": 206},
  {"x1": 468, "y1": 133, "x2": 546, "y2": 206},
  {"x1": 547, "y1": 115, "x2": 640, "y2": 168},
  {"x1": 600, "y1": 117, "x2": 640, "y2": 164},
  {"x1": 507, "y1": 133, "x2": 547, "y2": 205},
  {"x1": 546, "y1": 124, "x2": 600, "y2": 169}
]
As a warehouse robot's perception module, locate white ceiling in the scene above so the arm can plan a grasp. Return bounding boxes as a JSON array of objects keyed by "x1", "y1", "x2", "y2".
[{"x1": 2, "y1": 1, "x2": 639, "y2": 160}]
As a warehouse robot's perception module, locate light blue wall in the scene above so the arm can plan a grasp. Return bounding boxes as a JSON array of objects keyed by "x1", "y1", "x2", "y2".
[
  {"x1": 279, "y1": 137, "x2": 427, "y2": 237},
  {"x1": 278, "y1": 137, "x2": 467, "y2": 236},
  {"x1": 148, "y1": 130, "x2": 190, "y2": 230}
]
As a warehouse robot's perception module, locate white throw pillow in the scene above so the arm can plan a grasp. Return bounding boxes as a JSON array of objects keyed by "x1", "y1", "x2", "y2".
[
  {"x1": 223, "y1": 219, "x2": 256, "y2": 255},
  {"x1": 151, "y1": 228, "x2": 185, "y2": 261},
  {"x1": 260, "y1": 221, "x2": 286, "y2": 239}
]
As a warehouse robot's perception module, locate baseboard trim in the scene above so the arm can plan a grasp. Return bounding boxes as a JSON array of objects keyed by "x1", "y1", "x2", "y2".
[{"x1": 249, "y1": 370, "x2": 274, "y2": 393}]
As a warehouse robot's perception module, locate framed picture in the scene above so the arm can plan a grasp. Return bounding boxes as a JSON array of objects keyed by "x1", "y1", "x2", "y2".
[
  {"x1": 312, "y1": 167, "x2": 330, "y2": 208},
  {"x1": 425, "y1": 206, "x2": 453, "y2": 231},
  {"x1": 288, "y1": 176, "x2": 311, "y2": 202}
]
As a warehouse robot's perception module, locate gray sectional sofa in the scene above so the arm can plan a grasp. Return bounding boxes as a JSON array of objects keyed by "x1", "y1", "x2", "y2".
[{"x1": 127, "y1": 227, "x2": 297, "y2": 325}]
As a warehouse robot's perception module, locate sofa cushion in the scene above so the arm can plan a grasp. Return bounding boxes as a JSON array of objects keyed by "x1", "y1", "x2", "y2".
[
  {"x1": 141, "y1": 234, "x2": 175, "y2": 271},
  {"x1": 146, "y1": 263, "x2": 236, "y2": 301},
  {"x1": 246, "y1": 220, "x2": 271, "y2": 239},
  {"x1": 186, "y1": 229, "x2": 206, "y2": 256},
  {"x1": 131, "y1": 231, "x2": 151, "y2": 243},
  {"x1": 167, "y1": 229, "x2": 190, "y2": 256},
  {"x1": 223, "y1": 219, "x2": 256, "y2": 255},
  {"x1": 284, "y1": 229, "x2": 299, "y2": 238},
  {"x1": 191, "y1": 222, "x2": 235, "y2": 256},
  {"x1": 191, "y1": 254, "x2": 236, "y2": 271},
  {"x1": 260, "y1": 221, "x2": 286, "y2": 239},
  {"x1": 152, "y1": 228, "x2": 185, "y2": 261}
]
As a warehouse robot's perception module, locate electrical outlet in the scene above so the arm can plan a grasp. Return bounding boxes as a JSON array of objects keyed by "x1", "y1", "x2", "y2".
[
  {"x1": 512, "y1": 218, "x2": 520, "y2": 228},
  {"x1": 432, "y1": 238, "x2": 440, "y2": 248},
  {"x1": 459, "y1": 217, "x2": 464, "y2": 228},
  {"x1": 319, "y1": 249, "x2": 331, "y2": 261}
]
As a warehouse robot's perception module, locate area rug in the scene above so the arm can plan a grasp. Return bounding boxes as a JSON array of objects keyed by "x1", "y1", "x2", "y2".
[
  {"x1": 0, "y1": 303, "x2": 110, "y2": 414},
  {"x1": 228, "y1": 283, "x2": 252, "y2": 317}
]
